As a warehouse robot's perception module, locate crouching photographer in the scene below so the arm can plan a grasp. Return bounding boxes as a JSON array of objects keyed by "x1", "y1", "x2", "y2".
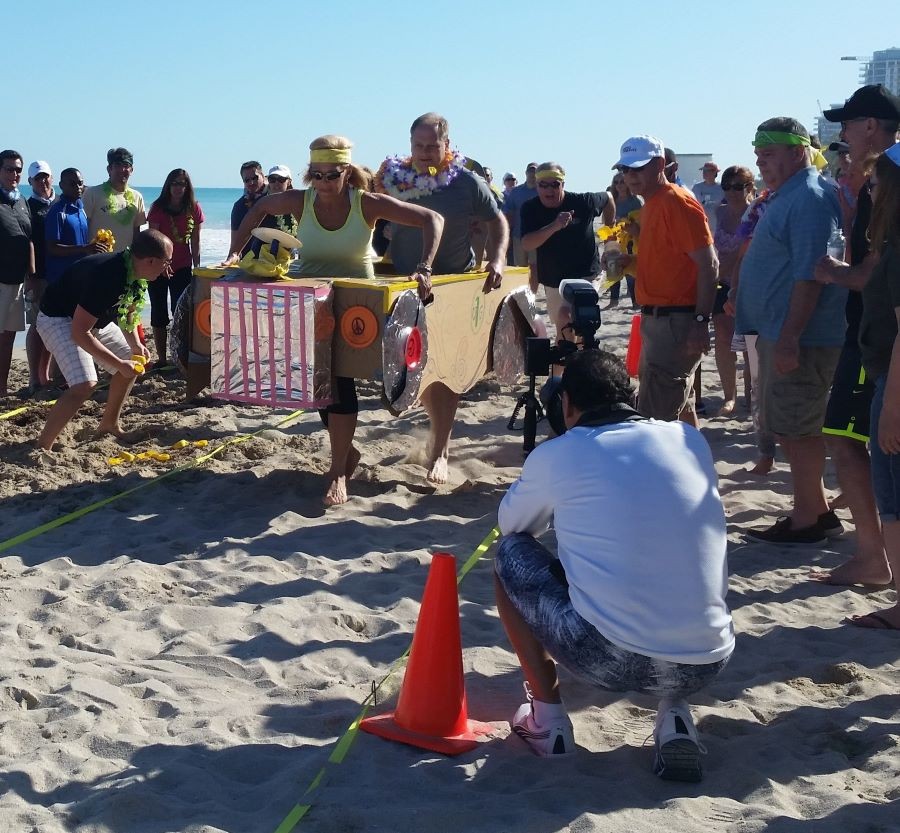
[{"x1": 494, "y1": 349, "x2": 734, "y2": 781}]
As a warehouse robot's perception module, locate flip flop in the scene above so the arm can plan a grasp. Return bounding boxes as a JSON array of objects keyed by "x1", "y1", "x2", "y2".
[{"x1": 844, "y1": 612, "x2": 900, "y2": 630}]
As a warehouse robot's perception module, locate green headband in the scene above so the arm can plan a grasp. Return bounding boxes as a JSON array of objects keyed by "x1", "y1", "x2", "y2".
[{"x1": 752, "y1": 130, "x2": 811, "y2": 148}]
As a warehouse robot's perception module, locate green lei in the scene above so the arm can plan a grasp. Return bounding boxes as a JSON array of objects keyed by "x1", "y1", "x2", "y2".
[
  {"x1": 116, "y1": 249, "x2": 147, "y2": 332},
  {"x1": 275, "y1": 213, "x2": 298, "y2": 236},
  {"x1": 170, "y1": 205, "x2": 195, "y2": 244},
  {"x1": 103, "y1": 181, "x2": 138, "y2": 224}
]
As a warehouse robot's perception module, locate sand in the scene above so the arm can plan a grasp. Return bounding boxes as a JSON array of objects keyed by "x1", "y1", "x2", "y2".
[{"x1": 1, "y1": 306, "x2": 898, "y2": 833}]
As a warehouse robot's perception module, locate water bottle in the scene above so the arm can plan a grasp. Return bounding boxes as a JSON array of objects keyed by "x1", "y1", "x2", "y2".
[{"x1": 826, "y1": 227, "x2": 846, "y2": 261}]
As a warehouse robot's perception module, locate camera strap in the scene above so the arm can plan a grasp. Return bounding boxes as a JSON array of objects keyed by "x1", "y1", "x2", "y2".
[{"x1": 574, "y1": 403, "x2": 646, "y2": 429}]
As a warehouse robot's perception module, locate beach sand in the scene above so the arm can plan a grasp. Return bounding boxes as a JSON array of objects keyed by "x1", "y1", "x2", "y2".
[{"x1": 1, "y1": 307, "x2": 897, "y2": 833}]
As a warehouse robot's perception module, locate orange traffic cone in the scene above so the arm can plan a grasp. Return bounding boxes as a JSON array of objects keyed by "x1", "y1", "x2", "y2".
[
  {"x1": 360, "y1": 552, "x2": 494, "y2": 755},
  {"x1": 625, "y1": 313, "x2": 642, "y2": 378}
]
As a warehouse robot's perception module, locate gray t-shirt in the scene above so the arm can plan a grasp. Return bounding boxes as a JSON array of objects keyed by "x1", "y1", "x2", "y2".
[
  {"x1": 390, "y1": 169, "x2": 501, "y2": 275},
  {"x1": 691, "y1": 182, "x2": 724, "y2": 232}
]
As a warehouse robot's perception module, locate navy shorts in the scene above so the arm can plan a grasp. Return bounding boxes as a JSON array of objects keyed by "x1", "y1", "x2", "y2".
[
  {"x1": 869, "y1": 376, "x2": 900, "y2": 521},
  {"x1": 494, "y1": 533, "x2": 729, "y2": 698},
  {"x1": 823, "y1": 342, "x2": 874, "y2": 442}
]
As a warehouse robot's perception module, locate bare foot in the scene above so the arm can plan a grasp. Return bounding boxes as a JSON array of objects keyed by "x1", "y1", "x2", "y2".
[
  {"x1": 427, "y1": 456, "x2": 449, "y2": 484},
  {"x1": 94, "y1": 426, "x2": 147, "y2": 444},
  {"x1": 748, "y1": 455, "x2": 774, "y2": 476},
  {"x1": 843, "y1": 608, "x2": 900, "y2": 630},
  {"x1": 345, "y1": 445, "x2": 361, "y2": 479},
  {"x1": 323, "y1": 474, "x2": 349, "y2": 507},
  {"x1": 809, "y1": 559, "x2": 892, "y2": 587},
  {"x1": 715, "y1": 399, "x2": 736, "y2": 418},
  {"x1": 829, "y1": 493, "x2": 850, "y2": 511}
]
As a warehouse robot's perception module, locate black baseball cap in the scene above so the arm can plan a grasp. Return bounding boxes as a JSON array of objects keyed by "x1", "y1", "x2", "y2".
[{"x1": 823, "y1": 84, "x2": 900, "y2": 122}]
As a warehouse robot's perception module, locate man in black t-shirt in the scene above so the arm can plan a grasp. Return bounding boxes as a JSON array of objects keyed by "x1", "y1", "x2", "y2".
[
  {"x1": 814, "y1": 84, "x2": 900, "y2": 588},
  {"x1": 36, "y1": 229, "x2": 173, "y2": 451},
  {"x1": 520, "y1": 162, "x2": 614, "y2": 337}
]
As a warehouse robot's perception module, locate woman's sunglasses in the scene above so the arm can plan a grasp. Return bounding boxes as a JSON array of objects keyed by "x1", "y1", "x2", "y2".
[
  {"x1": 721, "y1": 182, "x2": 750, "y2": 191},
  {"x1": 310, "y1": 170, "x2": 343, "y2": 181}
]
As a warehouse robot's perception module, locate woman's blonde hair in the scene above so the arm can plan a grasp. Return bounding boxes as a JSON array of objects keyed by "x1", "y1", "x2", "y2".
[{"x1": 303, "y1": 134, "x2": 369, "y2": 190}]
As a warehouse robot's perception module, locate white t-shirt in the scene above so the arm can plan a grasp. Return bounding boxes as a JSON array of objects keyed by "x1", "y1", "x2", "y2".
[
  {"x1": 82, "y1": 184, "x2": 147, "y2": 252},
  {"x1": 498, "y1": 418, "x2": 734, "y2": 665}
]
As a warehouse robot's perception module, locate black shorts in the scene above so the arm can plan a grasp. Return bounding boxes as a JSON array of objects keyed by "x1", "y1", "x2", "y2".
[
  {"x1": 712, "y1": 283, "x2": 730, "y2": 316},
  {"x1": 823, "y1": 341, "x2": 874, "y2": 442}
]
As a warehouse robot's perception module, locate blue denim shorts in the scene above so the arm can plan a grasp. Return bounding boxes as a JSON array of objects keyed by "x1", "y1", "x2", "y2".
[
  {"x1": 494, "y1": 533, "x2": 729, "y2": 699},
  {"x1": 869, "y1": 376, "x2": 900, "y2": 521}
]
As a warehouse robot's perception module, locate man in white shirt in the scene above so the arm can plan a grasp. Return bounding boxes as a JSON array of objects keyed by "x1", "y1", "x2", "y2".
[
  {"x1": 495, "y1": 349, "x2": 734, "y2": 781},
  {"x1": 691, "y1": 162, "x2": 724, "y2": 232}
]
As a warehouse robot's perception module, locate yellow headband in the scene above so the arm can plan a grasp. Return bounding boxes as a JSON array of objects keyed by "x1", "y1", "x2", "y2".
[
  {"x1": 310, "y1": 148, "x2": 351, "y2": 164},
  {"x1": 535, "y1": 169, "x2": 564, "y2": 182}
]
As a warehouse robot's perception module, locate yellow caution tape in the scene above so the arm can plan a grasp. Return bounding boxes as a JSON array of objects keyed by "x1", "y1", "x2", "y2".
[
  {"x1": 0, "y1": 409, "x2": 306, "y2": 554},
  {"x1": 271, "y1": 526, "x2": 501, "y2": 833}
]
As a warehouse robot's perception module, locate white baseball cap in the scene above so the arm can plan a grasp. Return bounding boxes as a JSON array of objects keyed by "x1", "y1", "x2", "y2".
[
  {"x1": 267, "y1": 164, "x2": 292, "y2": 179},
  {"x1": 612, "y1": 136, "x2": 664, "y2": 169},
  {"x1": 28, "y1": 160, "x2": 52, "y2": 179}
]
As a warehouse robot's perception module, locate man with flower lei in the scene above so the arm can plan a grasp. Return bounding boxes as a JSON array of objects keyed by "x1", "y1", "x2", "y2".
[
  {"x1": 82, "y1": 148, "x2": 146, "y2": 254},
  {"x1": 376, "y1": 111, "x2": 509, "y2": 482},
  {"x1": 35, "y1": 229, "x2": 172, "y2": 451}
]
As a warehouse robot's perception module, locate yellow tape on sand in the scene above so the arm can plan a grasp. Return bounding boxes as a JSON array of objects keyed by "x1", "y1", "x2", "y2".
[
  {"x1": 271, "y1": 525, "x2": 500, "y2": 833},
  {"x1": 0, "y1": 409, "x2": 305, "y2": 554}
]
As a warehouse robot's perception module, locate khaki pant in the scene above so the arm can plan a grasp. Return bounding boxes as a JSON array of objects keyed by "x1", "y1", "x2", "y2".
[{"x1": 637, "y1": 312, "x2": 703, "y2": 421}]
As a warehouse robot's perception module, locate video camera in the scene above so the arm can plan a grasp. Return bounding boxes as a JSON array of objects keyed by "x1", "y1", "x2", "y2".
[{"x1": 508, "y1": 279, "x2": 602, "y2": 454}]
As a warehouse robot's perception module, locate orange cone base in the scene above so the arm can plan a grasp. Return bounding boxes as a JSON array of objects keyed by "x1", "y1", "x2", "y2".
[{"x1": 360, "y1": 712, "x2": 495, "y2": 756}]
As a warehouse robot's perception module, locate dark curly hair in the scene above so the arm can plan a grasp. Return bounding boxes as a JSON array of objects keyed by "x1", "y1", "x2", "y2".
[{"x1": 559, "y1": 349, "x2": 634, "y2": 412}]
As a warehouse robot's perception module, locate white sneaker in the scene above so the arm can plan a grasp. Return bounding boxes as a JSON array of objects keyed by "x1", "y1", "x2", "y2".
[
  {"x1": 511, "y1": 686, "x2": 575, "y2": 757},
  {"x1": 653, "y1": 701, "x2": 705, "y2": 782}
]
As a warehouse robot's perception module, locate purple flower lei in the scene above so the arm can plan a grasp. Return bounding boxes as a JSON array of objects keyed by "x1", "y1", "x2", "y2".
[{"x1": 379, "y1": 151, "x2": 467, "y2": 201}]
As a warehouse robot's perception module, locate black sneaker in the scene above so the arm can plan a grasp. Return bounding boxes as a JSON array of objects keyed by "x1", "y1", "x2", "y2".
[
  {"x1": 818, "y1": 510, "x2": 845, "y2": 539},
  {"x1": 746, "y1": 516, "x2": 826, "y2": 545}
]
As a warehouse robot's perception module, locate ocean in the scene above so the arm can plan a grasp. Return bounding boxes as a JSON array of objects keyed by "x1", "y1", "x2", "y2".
[{"x1": 137, "y1": 185, "x2": 243, "y2": 265}]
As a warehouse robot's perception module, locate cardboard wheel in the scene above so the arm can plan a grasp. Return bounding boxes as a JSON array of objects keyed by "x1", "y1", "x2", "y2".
[
  {"x1": 382, "y1": 290, "x2": 428, "y2": 415},
  {"x1": 491, "y1": 286, "x2": 538, "y2": 384},
  {"x1": 169, "y1": 286, "x2": 193, "y2": 377}
]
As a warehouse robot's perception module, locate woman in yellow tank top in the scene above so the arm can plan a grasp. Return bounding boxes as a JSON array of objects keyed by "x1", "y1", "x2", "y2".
[{"x1": 227, "y1": 135, "x2": 444, "y2": 506}]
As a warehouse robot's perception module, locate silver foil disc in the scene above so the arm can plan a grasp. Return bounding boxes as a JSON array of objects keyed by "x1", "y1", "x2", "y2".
[{"x1": 382, "y1": 290, "x2": 428, "y2": 414}]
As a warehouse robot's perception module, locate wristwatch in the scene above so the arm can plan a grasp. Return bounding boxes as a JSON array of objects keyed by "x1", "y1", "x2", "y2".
[
  {"x1": 415, "y1": 262, "x2": 433, "y2": 275},
  {"x1": 694, "y1": 313, "x2": 710, "y2": 323}
]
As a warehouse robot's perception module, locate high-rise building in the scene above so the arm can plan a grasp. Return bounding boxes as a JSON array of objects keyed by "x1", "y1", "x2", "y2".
[
  {"x1": 815, "y1": 48, "x2": 900, "y2": 145},
  {"x1": 861, "y1": 48, "x2": 900, "y2": 94}
]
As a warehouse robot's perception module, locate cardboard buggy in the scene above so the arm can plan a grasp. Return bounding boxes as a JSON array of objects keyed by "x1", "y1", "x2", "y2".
[{"x1": 170, "y1": 263, "x2": 539, "y2": 413}]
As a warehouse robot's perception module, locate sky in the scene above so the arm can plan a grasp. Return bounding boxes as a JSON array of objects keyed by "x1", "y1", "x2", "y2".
[{"x1": 13, "y1": 0, "x2": 897, "y2": 191}]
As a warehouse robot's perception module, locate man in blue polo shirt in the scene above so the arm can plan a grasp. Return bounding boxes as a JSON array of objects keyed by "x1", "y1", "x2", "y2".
[
  {"x1": 735, "y1": 117, "x2": 845, "y2": 545},
  {"x1": 45, "y1": 168, "x2": 106, "y2": 284}
]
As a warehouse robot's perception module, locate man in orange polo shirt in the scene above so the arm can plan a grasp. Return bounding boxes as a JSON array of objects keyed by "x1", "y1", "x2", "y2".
[{"x1": 609, "y1": 136, "x2": 719, "y2": 425}]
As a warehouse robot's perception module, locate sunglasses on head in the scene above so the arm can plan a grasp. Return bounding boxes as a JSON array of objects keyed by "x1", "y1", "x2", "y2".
[
  {"x1": 721, "y1": 182, "x2": 750, "y2": 191},
  {"x1": 537, "y1": 180, "x2": 562, "y2": 189},
  {"x1": 310, "y1": 170, "x2": 344, "y2": 181}
]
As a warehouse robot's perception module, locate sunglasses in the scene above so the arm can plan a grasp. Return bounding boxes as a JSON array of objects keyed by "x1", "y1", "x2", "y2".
[
  {"x1": 2, "y1": 165, "x2": 23, "y2": 174},
  {"x1": 619, "y1": 165, "x2": 649, "y2": 173},
  {"x1": 537, "y1": 180, "x2": 562, "y2": 189},
  {"x1": 721, "y1": 182, "x2": 750, "y2": 191},
  {"x1": 171, "y1": 180, "x2": 188, "y2": 187},
  {"x1": 310, "y1": 169, "x2": 344, "y2": 181},
  {"x1": 268, "y1": 175, "x2": 287, "y2": 183}
]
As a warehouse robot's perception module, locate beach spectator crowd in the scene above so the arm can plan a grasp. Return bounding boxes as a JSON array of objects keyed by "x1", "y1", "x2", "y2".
[{"x1": 2, "y1": 86, "x2": 899, "y2": 781}]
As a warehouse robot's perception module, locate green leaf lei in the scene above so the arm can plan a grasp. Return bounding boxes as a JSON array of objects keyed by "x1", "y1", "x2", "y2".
[
  {"x1": 103, "y1": 182, "x2": 138, "y2": 225},
  {"x1": 116, "y1": 249, "x2": 147, "y2": 332},
  {"x1": 170, "y1": 208, "x2": 195, "y2": 244},
  {"x1": 275, "y1": 213, "x2": 298, "y2": 236}
]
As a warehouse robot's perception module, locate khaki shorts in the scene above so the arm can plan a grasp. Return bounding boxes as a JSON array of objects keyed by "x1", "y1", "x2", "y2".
[
  {"x1": 756, "y1": 338, "x2": 841, "y2": 437},
  {"x1": 512, "y1": 238, "x2": 537, "y2": 268},
  {"x1": 637, "y1": 312, "x2": 703, "y2": 420},
  {"x1": 0, "y1": 282, "x2": 25, "y2": 332}
]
